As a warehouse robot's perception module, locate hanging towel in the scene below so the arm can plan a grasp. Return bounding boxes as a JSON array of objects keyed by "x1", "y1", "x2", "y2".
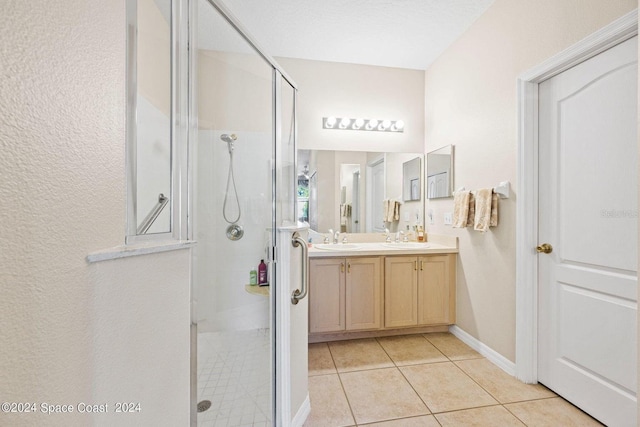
[
  {"x1": 383, "y1": 199, "x2": 390, "y2": 222},
  {"x1": 473, "y1": 188, "x2": 493, "y2": 232},
  {"x1": 393, "y1": 201, "x2": 401, "y2": 221},
  {"x1": 490, "y1": 193, "x2": 498, "y2": 227},
  {"x1": 452, "y1": 191, "x2": 471, "y2": 228},
  {"x1": 466, "y1": 192, "x2": 476, "y2": 227}
]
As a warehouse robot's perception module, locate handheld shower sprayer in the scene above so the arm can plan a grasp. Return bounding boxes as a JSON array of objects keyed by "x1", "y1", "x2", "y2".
[
  {"x1": 220, "y1": 133, "x2": 237, "y2": 153},
  {"x1": 220, "y1": 133, "x2": 243, "y2": 240}
]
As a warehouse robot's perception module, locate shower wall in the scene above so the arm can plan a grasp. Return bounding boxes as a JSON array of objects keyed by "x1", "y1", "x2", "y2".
[{"x1": 194, "y1": 49, "x2": 273, "y2": 331}]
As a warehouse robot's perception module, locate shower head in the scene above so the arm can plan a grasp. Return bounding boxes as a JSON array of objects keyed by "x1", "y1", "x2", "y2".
[{"x1": 220, "y1": 133, "x2": 238, "y2": 153}]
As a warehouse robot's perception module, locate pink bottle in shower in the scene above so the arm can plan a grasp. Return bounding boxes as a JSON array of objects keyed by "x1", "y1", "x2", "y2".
[{"x1": 258, "y1": 259, "x2": 268, "y2": 285}]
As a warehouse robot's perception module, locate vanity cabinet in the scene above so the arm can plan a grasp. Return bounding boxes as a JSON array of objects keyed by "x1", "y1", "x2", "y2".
[
  {"x1": 384, "y1": 254, "x2": 456, "y2": 328},
  {"x1": 309, "y1": 257, "x2": 382, "y2": 334}
]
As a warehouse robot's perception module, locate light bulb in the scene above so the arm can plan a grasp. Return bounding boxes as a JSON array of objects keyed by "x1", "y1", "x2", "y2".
[
  {"x1": 325, "y1": 116, "x2": 336, "y2": 128},
  {"x1": 379, "y1": 120, "x2": 391, "y2": 130},
  {"x1": 392, "y1": 120, "x2": 405, "y2": 131},
  {"x1": 339, "y1": 118, "x2": 351, "y2": 129},
  {"x1": 353, "y1": 118, "x2": 365, "y2": 129},
  {"x1": 366, "y1": 119, "x2": 378, "y2": 130}
]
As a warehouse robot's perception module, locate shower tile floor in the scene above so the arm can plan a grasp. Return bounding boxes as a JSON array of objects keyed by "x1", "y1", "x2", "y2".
[{"x1": 197, "y1": 329, "x2": 272, "y2": 427}]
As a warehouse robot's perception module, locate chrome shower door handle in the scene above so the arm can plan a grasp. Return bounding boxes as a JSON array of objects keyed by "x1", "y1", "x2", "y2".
[{"x1": 291, "y1": 232, "x2": 309, "y2": 305}]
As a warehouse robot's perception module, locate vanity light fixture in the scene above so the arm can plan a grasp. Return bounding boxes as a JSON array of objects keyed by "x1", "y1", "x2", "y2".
[
  {"x1": 391, "y1": 120, "x2": 405, "y2": 131},
  {"x1": 323, "y1": 117, "x2": 404, "y2": 133},
  {"x1": 324, "y1": 116, "x2": 337, "y2": 129},
  {"x1": 365, "y1": 119, "x2": 378, "y2": 130},
  {"x1": 339, "y1": 118, "x2": 351, "y2": 129}
]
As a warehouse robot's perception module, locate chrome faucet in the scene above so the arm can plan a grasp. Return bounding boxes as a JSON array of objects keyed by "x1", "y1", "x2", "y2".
[
  {"x1": 333, "y1": 231, "x2": 340, "y2": 244},
  {"x1": 384, "y1": 228, "x2": 391, "y2": 243},
  {"x1": 325, "y1": 229, "x2": 333, "y2": 244},
  {"x1": 395, "y1": 230, "x2": 404, "y2": 243}
]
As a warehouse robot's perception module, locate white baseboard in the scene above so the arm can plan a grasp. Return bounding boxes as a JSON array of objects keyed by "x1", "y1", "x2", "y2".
[
  {"x1": 448, "y1": 325, "x2": 516, "y2": 376},
  {"x1": 291, "y1": 394, "x2": 310, "y2": 427}
]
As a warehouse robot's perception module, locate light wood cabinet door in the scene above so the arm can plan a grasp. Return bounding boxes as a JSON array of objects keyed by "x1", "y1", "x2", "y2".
[
  {"x1": 309, "y1": 258, "x2": 346, "y2": 333},
  {"x1": 384, "y1": 256, "x2": 418, "y2": 328},
  {"x1": 417, "y1": 254, "x2": 456, "y2": 325},
  {"x1": 346, "y1": 257, "x2": 383, "y2": 331}
]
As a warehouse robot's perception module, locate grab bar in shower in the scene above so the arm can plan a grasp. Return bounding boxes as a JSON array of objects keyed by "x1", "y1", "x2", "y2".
[
  {"x1": 137, "y1": 193, "x2": 169, "y2": 234},
  {"x1": 291, "y1": 231, "x2": 309, "y2": 305}
]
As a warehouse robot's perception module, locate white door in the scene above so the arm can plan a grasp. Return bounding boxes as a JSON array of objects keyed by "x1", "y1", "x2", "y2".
[
  {"x1": 538, "y1": 36, "x2": 638, "y2": 426},
  {"x1": 352, "y1": 171, "x2": 360, "y2": 232},
  {"x1": 368, "y1": 158, "x2": 385, "y2": 232}
]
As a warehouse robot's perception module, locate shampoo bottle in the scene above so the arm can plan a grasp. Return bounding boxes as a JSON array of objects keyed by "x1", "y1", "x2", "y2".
[{"x1": 258, "y1": 259, "x2": 268, "y2": 285}]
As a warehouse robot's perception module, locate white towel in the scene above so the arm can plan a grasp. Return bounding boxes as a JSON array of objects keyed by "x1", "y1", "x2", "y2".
[
  {"x1": 383, "y1": 199, "x2": 400, "y2": 222},
  {"x1": 452, "y1": 191, "x2": 470, "y2": 228},
  {"x1": 473, "y1": 188, "x2": 493, "y2": 232},
  {"x1": 466, "y1": 193, "x2": 475, "y2": 227}
]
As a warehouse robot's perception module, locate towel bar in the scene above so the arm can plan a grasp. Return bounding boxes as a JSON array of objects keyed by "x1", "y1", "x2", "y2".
[{"x1": 454, "y1": 181, "x2": 510, "y2": 199}]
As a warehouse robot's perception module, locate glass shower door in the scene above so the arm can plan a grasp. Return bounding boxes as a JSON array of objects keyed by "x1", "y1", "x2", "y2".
[{"x1": 193, "y1": 1, "x2": 276, "y2": 425}]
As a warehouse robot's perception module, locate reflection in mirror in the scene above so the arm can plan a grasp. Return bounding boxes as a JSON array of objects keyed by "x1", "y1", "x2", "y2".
[
  {"x1": 340, "y1": 164, "x2": 360, "y2": 232},
  {"x1": 298, "y1": 150, "x2": 424, "y2": 234},
  {"x1": 403, "y1": 157, "x2": 421, "y2": 201},
  {"x1": 427, "y1": 145, "x2": 454, "y2": 199},
  {"x1": 132, "y1": 0, "x2": 172, "y2": 235}
]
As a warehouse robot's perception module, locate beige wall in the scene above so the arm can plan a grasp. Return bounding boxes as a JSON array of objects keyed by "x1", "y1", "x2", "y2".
[
  {"x1": 425, "y1": 0, "x2": 637, "y2": 361},
  {"x1": 0, "y1": 1, "x2": 190, "y2": 425},
  {"x1": 276, "y1": 57, "x2": 425, "y2": 153}
]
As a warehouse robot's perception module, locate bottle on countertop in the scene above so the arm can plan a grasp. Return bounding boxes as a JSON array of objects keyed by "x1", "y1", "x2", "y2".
[
  {"x1": 258, "y1": 259, "x2": 268, "y2": 286},
  {"x1": 417, "y1": 226, "x2": 425, "y2": 242},
  {"x1": 249, "y1": 268, "x2": 258, "y2": 285}
]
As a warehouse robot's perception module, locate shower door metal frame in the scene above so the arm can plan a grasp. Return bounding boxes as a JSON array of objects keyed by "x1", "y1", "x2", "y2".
[
  {"x1": 188, "y1": 0, "x2": 299, "y2": 425},
  {"x1": 125, "y1": 0, "x2": 190, "y2": 244}
]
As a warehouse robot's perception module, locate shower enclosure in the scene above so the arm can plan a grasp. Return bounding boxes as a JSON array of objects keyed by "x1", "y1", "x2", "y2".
[{"x1": 190, "y1": 0, "x2": 308, "y2": 426}]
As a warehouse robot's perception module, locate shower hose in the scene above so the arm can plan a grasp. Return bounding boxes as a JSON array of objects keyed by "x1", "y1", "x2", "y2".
[{"x1": 223, "y1": 148, "x2": 241, "y2": 224}]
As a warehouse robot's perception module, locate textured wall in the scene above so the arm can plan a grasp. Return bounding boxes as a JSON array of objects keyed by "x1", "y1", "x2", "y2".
[
  {"x1": 0, "y1": 1, "x2": 190, "y2": 425},
  {"x1": 425, "y1": 0, "x2": 637, "y2": 361}
]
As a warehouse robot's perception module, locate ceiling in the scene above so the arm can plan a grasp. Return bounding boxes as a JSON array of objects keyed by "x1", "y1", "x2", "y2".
[{"x1": 221, "y1": 0, "x2": 495, "y2": 70}]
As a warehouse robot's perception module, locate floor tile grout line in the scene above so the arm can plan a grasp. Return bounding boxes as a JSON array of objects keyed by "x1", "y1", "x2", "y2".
[
  {"x1": 500, "y1": 402, "x2": 530, "y2": 426},
  {"x1": 376, "y1": 334, "x2": 449, "y2": 368},
  {"x1": 326, "y1": 341, "x2": 358, "y2": 426},
  {"x1": 448, "y1": 358, "x2": 504, "y2": 405},
  {"x1": 394, "y1": 364, "x2": 436, "y2": 416}
]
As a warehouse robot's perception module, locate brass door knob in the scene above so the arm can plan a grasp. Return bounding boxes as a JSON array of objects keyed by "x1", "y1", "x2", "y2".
[{"x1": 536, "y1": 243, "x2": 553, "y2": 254}]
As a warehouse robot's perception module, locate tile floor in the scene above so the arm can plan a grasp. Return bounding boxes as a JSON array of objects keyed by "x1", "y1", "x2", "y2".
[
  {"x1": 305, "y1": 333, "x2": 603, "y2": 426},
  {"x1": 197, "y1": 329, "x2": 272, "y2": 427}
]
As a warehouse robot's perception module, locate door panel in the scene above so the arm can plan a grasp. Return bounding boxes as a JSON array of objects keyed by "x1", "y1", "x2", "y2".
[
  {"x1": 370, "y1": 159, "x2": 385, "y2": 233},
  {"x1": 538, "y1": 35, "x2": 638, "y2": 426}
]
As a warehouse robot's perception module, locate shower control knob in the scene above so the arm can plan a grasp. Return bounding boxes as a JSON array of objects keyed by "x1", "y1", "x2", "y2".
[{"x1": 226, "y1": 224, "x2": 244, "y2": 241}]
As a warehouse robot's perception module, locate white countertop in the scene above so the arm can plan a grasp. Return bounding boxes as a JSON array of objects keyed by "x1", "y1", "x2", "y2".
[{"x1": 308, "y1": 240, "x2": 458, "y2": 258}]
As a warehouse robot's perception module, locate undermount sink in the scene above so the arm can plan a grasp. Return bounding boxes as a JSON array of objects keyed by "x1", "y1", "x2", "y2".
[
  {"x1": 314, "y1": 243, "x2": 361, "y2": 251},
  {"x1": 381, "y1": 242, "x2": 430, "y2": 249}
]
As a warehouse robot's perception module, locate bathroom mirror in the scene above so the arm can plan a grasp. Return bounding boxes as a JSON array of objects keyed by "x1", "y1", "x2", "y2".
[
  {"x1": 426, "y1": 145, "x2": 454, "y2": 199},
  {"x1": 402, "y1": 157, "x2": 421, "y2": 201},
  {"x1": 298, "y1": 150, "x2": 424, "y2": 234},
  {"x1": 127, "y1": 0, "x2": 173, "y2": 238}
]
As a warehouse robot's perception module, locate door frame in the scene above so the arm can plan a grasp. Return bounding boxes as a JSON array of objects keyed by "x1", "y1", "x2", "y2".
[{"x1": 515, "y1": 10, "x2": 637, "y2": 383}]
